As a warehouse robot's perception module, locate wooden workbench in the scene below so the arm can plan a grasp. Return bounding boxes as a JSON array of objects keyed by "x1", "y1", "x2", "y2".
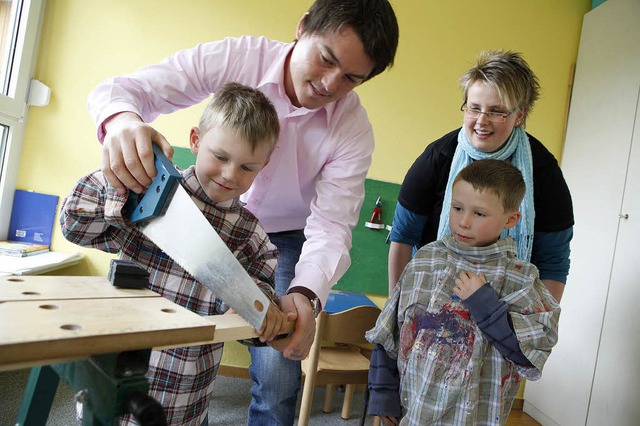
[
  {"x1": 0, "y1": 275, "x2": 295, "y2": 425},
  {"x1": 0, "y1": 275, "x2": 269, "y2": 371}
]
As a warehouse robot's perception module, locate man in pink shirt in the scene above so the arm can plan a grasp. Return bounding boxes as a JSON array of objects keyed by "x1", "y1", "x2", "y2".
[{"x1": 88, "y1": 0, "x2": 398, "y2": 424}]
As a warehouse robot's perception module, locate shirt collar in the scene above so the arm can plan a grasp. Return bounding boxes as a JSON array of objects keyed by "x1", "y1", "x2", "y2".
[
  {"x1": 442, "y1": 235, "x2": 517, "y2": 262},
  {"x1": 257, "y1": 41, "x2": 332, "y2": 126}
]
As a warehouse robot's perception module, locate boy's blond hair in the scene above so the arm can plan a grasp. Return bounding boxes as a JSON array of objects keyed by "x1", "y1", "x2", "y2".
[
  {"x1": 454, "y1": 159, "x2": 525, "y2": 212},
  {"x1": 199, "y1": 82, "x2": 280, "y2": 153}
]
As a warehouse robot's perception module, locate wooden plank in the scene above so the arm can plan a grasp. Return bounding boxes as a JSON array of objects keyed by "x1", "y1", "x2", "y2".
[
  {"x1": 0, "y1": 275, "x2": 157, "y2": 301},
  {"x1": 155, "y1": 314, "x2": 295, "y2": 349},
  {"x1": 217, "y1": 364, "x2": 251, "y2": 379},
  {"x1": 0, "y1": 296, "x2": 215, "y2": 371},
  {"x1": 205, "y1": 314, "x2": 264, "y2": 342},
  {"x1": 206, "y1": 314, "x2": 294, "y2": 342},
  {"x1": 0, "y1": 276, "x2": 295, "y2": 372}
]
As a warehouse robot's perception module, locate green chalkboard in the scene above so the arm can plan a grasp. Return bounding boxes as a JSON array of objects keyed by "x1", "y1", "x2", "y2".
[
  {"x1": 333, "y1": 179, "x2": 399, "y2": 296},
  {"x1": 172, "y1": 147, "x2": 197, "y2": 170},
  {"x1": 171, "y1": 146, "x2": 399, "y2": 296}
]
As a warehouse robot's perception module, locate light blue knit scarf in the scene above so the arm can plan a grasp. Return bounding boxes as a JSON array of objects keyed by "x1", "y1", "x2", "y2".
[{"x1": 436, "y1": 126, "x2": 535, "y2": 261}]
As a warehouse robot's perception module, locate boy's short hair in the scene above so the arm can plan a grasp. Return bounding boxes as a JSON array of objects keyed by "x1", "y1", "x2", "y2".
[
  {"x1": 459, "y1": 50, "x2": 540, "y2": 127},
  {"x1": 199, "y1": 82, "x2": 280, "y2": 153},
  {"x1": 300, "y1": 0, "x2": 399, "y2": 81},
  {"x1": 454, "y1": 159, "x2": 525, "y2": 212}
]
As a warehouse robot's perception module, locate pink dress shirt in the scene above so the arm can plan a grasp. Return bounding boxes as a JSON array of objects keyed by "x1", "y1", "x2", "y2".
[{"x1": 87, "y1": 36, "x2": 374, "y2": 305}]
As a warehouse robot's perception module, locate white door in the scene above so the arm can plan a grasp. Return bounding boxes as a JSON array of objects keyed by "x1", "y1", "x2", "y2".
[
  {"x1": 523, "y1": 0, "x2": 640, "y2": 424},
  {"x1": 586, "y1": 95, "x2": 640, "y2": 426}
]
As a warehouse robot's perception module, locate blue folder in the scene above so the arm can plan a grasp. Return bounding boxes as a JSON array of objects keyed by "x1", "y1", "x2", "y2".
[{"x1": 8, "y1": 190, "x2": 59, "y2": 246}]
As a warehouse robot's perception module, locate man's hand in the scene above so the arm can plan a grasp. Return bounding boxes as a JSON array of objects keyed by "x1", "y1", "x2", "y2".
[
  {"x1": 101, "y1": 112, "x2": 174, "y2": 195},
  {"x1": 268, "y1": 293, "x2": 316, "y2": 360},
  {"x1": 453, "y1": 271, "x2": 487, "y2": 301}
]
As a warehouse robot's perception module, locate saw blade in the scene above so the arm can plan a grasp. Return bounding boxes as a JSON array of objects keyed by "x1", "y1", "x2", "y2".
[
  {"x1": 140, "y1": 185, "x2": 270, "y2": 330},
  {"x1": 126, "y1": 145, "x2": 270, "y2": 330}
]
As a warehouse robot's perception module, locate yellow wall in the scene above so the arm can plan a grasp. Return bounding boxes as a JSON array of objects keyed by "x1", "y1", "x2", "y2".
[{"x1": 18, "y1": 0, "x2": 591, "y2": 366}]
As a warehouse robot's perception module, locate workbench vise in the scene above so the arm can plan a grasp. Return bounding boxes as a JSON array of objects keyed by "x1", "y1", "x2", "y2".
[{"x1": 18, "y1": 349, "x2": 165, "y2": 425}]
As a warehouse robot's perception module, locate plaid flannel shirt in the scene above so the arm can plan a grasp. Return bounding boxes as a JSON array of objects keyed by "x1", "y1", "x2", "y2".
[
  {"x1": 366, "y1": 236, "x2": 560, "y2": 425},
  {"x1": 59, "y1": 166, "x2": 278, "y2": 426}
]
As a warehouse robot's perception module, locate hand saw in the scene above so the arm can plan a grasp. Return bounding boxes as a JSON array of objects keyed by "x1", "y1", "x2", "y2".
[{"x1": 124, "y1": 144, "x2": 271, "y2": 330}]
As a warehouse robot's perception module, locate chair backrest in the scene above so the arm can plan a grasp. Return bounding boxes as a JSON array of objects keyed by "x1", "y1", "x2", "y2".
[
  {"x1": 318, "y1": 305, "x2": 381, "y2": 346},
  {"x1": 298, "y1": 304, "x2": 381, "y2": 425}
]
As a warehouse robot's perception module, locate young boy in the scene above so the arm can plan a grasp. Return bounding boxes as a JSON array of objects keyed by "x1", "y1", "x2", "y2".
[
  {"x1": 366, "y1": 159, "x2": 561, "y2": 425},
  {"x1": 59, "y1": 82, "x2": 287, "y2": 426}
]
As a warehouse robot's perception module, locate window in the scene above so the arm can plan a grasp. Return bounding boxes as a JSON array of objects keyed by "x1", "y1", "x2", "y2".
[
  {"x1": 0, "y1": 0, "x2": 46, "y2": 239},
  {"x1": 0, "y1": 124, "x2": 7, "y2": 165},
  {"x1": 1, "y1": 0, "x2": 21, "y2": 94}
]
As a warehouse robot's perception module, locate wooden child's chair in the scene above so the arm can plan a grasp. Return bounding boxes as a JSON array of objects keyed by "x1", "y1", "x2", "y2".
[{"x1": 298, "y1": 305, "x2": 381, "y2": 426}]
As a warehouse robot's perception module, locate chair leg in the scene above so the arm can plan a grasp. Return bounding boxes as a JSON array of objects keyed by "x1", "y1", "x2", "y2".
[
  {"x1": 323, "y1": 384, "x2": 335, "y2": 413},
  {"x1": 341, "y1": 384, "x2": 356, "y2": 420},
  {"x1": 298, "y1": 373, "x2": 316, "y2": 426}
]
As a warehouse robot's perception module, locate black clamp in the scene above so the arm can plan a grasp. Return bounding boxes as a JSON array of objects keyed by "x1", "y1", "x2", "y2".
[{"x1": 108, "y1": 259, "x2": 150, "y2": 289}]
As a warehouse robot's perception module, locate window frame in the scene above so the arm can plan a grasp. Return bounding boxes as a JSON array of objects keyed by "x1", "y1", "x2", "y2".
[{"x1": 0, "y1": 0, "x2": 46, "y2": 240}]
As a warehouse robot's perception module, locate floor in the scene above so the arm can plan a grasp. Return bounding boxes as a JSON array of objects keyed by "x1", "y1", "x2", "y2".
[
  {"x1": 1, "y1": 368, "x2": 540, "y2": 425},
  {"x1": 506, "y1": 409, "x2": 541, "y2": 426}
]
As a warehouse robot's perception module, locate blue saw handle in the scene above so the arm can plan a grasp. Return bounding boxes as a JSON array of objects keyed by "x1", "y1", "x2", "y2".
[{"x1": 125, "y1": 144, "x2": 183, "y2": 224}]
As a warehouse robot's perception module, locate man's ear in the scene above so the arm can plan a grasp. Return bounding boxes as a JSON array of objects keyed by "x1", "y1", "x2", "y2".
[
  {"x1": 189, "y1": 127, "x2": 200, "y2": 154},
  {"x1": 504, "y1": 210, "x2": 521, "y2": 230},
  {"x1": 296, "y1": 12, "x2": 309, "y2": 39}
]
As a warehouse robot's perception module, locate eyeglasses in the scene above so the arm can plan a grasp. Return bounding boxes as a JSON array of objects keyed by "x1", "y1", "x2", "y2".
[{"x1": 461, "y1": 104, "x2": 514, "y2": 123}]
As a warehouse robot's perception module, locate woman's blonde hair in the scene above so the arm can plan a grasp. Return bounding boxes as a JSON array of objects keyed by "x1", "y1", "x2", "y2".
[{"x1": 460, "y1": 50, "x2": 540, "y2": 128}]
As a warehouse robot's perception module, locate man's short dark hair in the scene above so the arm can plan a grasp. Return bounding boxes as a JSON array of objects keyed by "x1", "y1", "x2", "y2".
[{"x1": 301, "y1": 0, "x2": 399, "y2": 81}]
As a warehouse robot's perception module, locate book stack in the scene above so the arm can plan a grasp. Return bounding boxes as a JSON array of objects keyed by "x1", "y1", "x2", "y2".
[
  {"x1": 0, "y1": 241, "x2": 49, "y2": 257},
  {"x1": 0, "y1": 190, "x2": 58, "y2": 258}
]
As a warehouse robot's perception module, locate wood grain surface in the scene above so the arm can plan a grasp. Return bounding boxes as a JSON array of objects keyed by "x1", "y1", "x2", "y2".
[{"x1": 0, "y1": 276, "x2": 274, "y2": 371}]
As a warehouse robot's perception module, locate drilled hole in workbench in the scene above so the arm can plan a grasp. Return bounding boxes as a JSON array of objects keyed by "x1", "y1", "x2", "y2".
[
  {"x1": 60, "y1": 324, "x2": 82, "y2": 331},
  {"x1": 39, "y1": 304, "x2": 59, "y2": 310},
  {"x1": 21, "y1": 291, "x2": 40, "y2": 296},
  {"x1": 161, "y1": 308, "x2": 176, "y2": 313}
]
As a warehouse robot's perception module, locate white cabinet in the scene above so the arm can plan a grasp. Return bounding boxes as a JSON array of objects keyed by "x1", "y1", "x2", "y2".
[{"x1": 523, "y1": 0, "x2": 640, "y2": 425}]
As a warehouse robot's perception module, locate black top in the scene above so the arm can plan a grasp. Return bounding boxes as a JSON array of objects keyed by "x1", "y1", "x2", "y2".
[{"x1": 398, "y1": 128, "x2": 574, "y2": 247}]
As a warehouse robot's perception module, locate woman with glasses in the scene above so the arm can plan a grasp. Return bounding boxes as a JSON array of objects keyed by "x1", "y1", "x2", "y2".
[{"x1": 387, "y1": 50, "x2": 573, "y2": 304}]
